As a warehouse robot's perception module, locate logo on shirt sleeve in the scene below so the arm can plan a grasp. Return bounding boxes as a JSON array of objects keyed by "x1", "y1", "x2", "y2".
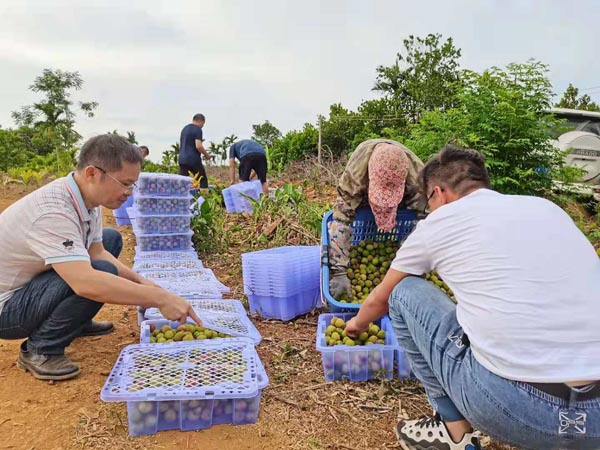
[{"x1": 62, "y1": 239, "x2": 74, "y2": 250}]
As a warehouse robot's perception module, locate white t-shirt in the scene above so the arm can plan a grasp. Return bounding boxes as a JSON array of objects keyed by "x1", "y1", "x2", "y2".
[{"x1": 391, "y1": 188, "x2": 600, "y2": 383}]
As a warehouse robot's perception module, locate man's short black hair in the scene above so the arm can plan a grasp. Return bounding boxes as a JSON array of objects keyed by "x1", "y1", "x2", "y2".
[
  {"x1": 192, "y1": 113, "x2": 205, "y2": 122},
  {"x1": 76, "y1": 134, "x2": 143, "y2": 172},
  {"x1": 420, "y1": 143, "x2": 491, "y2": 197}
]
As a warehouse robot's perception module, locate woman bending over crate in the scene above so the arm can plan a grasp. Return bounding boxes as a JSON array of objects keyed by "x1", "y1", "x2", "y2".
[
  {"x1": 328, "y1": 139, "x2": 425, "y2": 300},
  {"x1": 345, "y1": 144, "x2": 600, "y2": 450}
]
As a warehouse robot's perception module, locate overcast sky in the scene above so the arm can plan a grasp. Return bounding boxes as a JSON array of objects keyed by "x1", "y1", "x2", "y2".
[{"x1": 1, "y1": 0, "x2": 599, "y2": 162}]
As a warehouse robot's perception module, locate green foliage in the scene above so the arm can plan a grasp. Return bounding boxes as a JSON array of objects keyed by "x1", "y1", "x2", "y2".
[
  {"x1": 190, "y1": 192, "x2": 227, "y2": 255},
  {"x1": 409, "y1": 60, "x2": 565, "y2": 196},
  {"x1": 373, "y1": 33, "x2": 462, "y2": 124},
  {"x1": 246, "y1": 183, "x2": 330, "y2": 249},
  {"x1": 555, "y1": 84, "x2": 600, "y2": 112},
  {"x1": 269, "y1": 124, "x2": 318, "y2": 168},
  {"x1": 12, "y1": 69, "x2": 97, "y2": 154},
  {"x1": 0, "y1": 128, "x2": 32, "y2": 171},
  {"x1": 252, "y1": 121, "x2": 282, "y2": 149}
]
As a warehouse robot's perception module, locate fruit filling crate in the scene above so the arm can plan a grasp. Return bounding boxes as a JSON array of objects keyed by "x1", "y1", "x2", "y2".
[
  {"x1": 100, "y1": 339, "x2": 268, "y2": 436},
  {"x1": 321, "y1": 208, "x2": 418, "y2": 312},
  {"x1": 315, "y1": 312, "x2": 400, "y2": 382},
  {"x1": 135, "y1": 173, "x2": 192, "y2": 197},
  {"x1": 148, "y1": 280, "x2": 223, "y2": 299},
  {"x1": 143, "y1": 298, "x2": 247, "y2": 320},
  {"x1": 134, "y1": 195, "x2": 192, "y2": 215},
  {"x1": 141, "y1": 316, "x2": 262, "y2": 345}
]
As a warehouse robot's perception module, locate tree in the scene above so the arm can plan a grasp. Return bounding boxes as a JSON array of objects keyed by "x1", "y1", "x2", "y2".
[
  {"x1": 409, "y1": 60, "x2": 565, "y2": 196},
  {"x1": 252, "y1": 121, "x2": 282, "y2": 149},
  {"x1": 373, "y1": 34, "x2": 462, "y2": 124},
  {"x1": 12, "y1": 69, "x2": 98, "y2": 153},
  {"x1": 109, "y1": 130, "x2": 138, "y2": 144},
  {"x1": 270, "y1": 124, "x2": 318, "y2": 167},
  {"x1": 207, "y1": 134, "x2": 238, "y2": 161},
  {"x1": 555, "y1": 84, "x2": 600, "y2": 112},
  {"x1": 0, "y1": 128, "x2": 32, "y2": 171}
]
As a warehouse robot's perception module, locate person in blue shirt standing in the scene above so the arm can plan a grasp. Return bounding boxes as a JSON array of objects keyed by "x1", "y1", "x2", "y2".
[
  {"x1": 178, "y1": 113, "x2": 213, "y2": 188},
  {"x1": 229, "y1": 139, "x2": 268, "y2": 194}
]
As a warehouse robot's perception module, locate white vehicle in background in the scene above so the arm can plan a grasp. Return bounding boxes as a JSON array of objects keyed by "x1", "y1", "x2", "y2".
[{"x1": 549, "y1": 108, "x2": 600, "y2": 200}]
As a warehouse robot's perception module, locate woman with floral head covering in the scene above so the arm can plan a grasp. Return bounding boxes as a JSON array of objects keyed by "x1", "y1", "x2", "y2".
[{"x1": 328, "y1": 139, "x2": 425, "y2": 300}]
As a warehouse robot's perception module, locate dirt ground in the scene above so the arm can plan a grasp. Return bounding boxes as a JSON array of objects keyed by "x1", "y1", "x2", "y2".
[{"x1": 0, "y1": 182, "x2": 512, "y2": 450}]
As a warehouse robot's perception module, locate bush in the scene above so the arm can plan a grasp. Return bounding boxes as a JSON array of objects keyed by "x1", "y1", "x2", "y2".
[{"x1": 408, "y1": 61, "x2": 566, "y2": 196}]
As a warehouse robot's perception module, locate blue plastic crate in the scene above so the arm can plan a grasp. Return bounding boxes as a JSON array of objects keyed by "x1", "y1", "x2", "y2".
[
  {"x1": 136, "y1": 231, "x2": 194, "y2": 252},
  {"x1": 144, "y1": 298, "x2": 247, "y2": 320},
  {"x1": 100, "y1": 339, "x2": 268, "y2": 436},
  {"x1": 321, "y1": 208, "x2": 417, "y2": 312},
  {"x1": 141, "y1": 315, "x2": 261, "y2": 345},
  {"x1": 113, "y1": 195, "x2": 135, "y2": 226},
  {"x1": 242, "y1": 246, "x2": 320, "y2": 296},
  {"x1": 248, "y1": 286, "x2": 320, "y2": 321},
  {"x1": 134, "y1": 195, "x2": 192, "y2": 215},
  {"x1": 135, "y1": 173, "x2": 192, "y2": 197},
  {"x1": 316, "y1": 312, "x2": 399, "y2": 382}
]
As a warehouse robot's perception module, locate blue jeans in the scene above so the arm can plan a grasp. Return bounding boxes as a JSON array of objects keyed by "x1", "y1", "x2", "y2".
[
  {"x1": 0, "y1": 228, "x2": 122, "y2": 355},
  {"x1": 388, "y1": 276, "x2": 600, "y2": 450}
]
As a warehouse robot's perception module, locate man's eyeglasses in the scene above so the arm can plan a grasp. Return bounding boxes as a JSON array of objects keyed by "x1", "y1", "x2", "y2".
[
  {"x1": 94, "y1": 166, "x2": 137, "y2": 192},
  {"x1": 422, "y1": 187, "x2": 440, "y2": 215}
]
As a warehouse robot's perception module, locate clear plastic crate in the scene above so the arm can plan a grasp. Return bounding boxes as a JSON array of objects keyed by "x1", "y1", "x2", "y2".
[
  {"x1": 144, "y1": 298, "x2": 247, "y2": 320},
  {"x1": 100, "y1": 339, "x2": 268, "y2": 436},
  {"x1": 134, "y1": 195, "x2": 192, "y2": 215},
  {"x1": 242, "y1": 246, "x2": 320, "y2": 296},
  {"x1": 321, "y1": 208, "x2": 418, "y2": 312},
  {"x1": 135, "y1": 173, "x2": 192, "y2": 197},
  {"x1": 133, "y1": 259, "x2": 203, "y2": 272},
  {"x1": 134, "y1": 249, "x2": 198, "y2": 261},
  {"x1": 134, "y1": 213, "x2": 192, "y2": 234},
  {"x1": 142, "y1": 268, "x2": 229, "y2": 293},
  {"x1": 136, "y1": 231, "x2": 194, "y2": 252},
  {"x1": 248, "y1": 286, "x2": 320, "y2": 321},
  {"x1": 222, "y1": 181, "x2": 262, "y2": 213},
  {"x1": 315, "y1": 313, "x2": 399, "y2": 382},
  {"x1": 141, "y1": 316, "x2": 261, "y2": 345}
]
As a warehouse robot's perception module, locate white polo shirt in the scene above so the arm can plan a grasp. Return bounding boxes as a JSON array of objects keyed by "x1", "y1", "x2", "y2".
[
  {"x1": 391, "y1": 188, "x2": 600, "y2": 383},
  {"x1": 0, "y1": 173, "x2": 102, "y2": 315}
]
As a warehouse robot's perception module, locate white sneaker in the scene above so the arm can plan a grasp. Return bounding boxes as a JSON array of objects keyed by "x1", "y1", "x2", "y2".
[{"x1": 395, "y1": 414, "x2": 482, "y2": 450}]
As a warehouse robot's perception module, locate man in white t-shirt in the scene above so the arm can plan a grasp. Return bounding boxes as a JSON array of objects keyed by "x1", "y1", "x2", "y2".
[
  {"x1": 346, "y1": 144, "x2": 600, "y2": 450},
  {"x1": 0, "y1": 134, "x2": 201, "y2": 381}
]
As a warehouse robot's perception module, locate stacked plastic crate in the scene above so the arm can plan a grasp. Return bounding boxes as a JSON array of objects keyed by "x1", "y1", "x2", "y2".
[
  {"x1": 222, "y1": 180, "x2": 263, "y2": 213},
  {"x1": 242, "y1": 246, "x2": 321, "y2": 321}
]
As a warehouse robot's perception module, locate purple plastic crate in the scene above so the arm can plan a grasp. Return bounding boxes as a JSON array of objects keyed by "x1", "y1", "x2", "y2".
[
  {"x1": 134, "y1": 195, "x2": 192, "y2": 216},
  {"x1": 133, "y1": 259, "x2": 203, "y2": 272},
  {"x1": 133, "y1": 249, "x2": 198, "y2": 261},
  {"x1": 136, "y1": 231, "x2": 194, "y2": 252},
  {"x1": 135, "y1": 213, "x2": 192, "y2": 234},
  {"x1": 141, "y1": 268, "x2": 229, "y2": 293},
  {"x1": 242, "y1": 246, "x2": 320, "y2": 296},
  {"x1": 248, "y1": 286, "x2": 320, "y2": 321},
  {"x1": 100, "y1": 339, "x2": 268, "y2": 436},
  {"x1": 316, "y1": 312, "x2": 398, "y2": 382},
  {"x1": 222, "y1": 181, "x2": 262, "y2": 213},
  {"x1": 135, "y1": 173, "x2": 192, "y2": 197}
]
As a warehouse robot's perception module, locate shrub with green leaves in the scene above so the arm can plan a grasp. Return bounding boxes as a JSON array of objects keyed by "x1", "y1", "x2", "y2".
[{"x1": 408, "y1": 61, "x2": 568, "y2": 196}]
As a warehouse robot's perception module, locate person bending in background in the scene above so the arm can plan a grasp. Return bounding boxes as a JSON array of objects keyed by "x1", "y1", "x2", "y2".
[
  {"x1": 229, "y1": 139, "x2": 269, "y2": 195},
  {"x1": 179, "y1": 113, "x2": 213, "y2": 188},
  {"x1": 328, "y1": 139, "x2": 424, "y2": 301}
]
